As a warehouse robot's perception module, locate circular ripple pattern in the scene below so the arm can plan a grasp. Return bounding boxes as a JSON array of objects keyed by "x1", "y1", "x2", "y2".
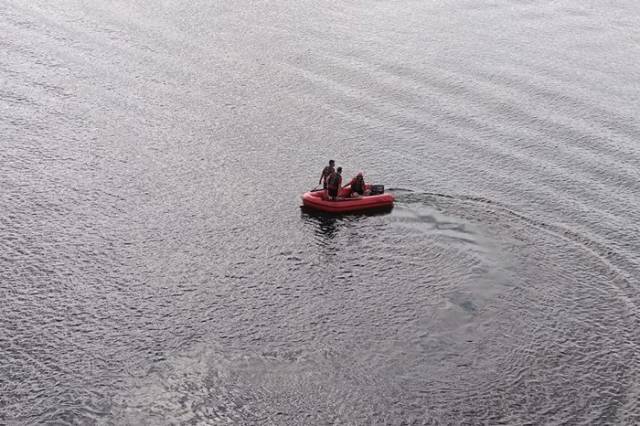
[{"x1": 2, "y1": 0, "x2": 640, "y2": 424}]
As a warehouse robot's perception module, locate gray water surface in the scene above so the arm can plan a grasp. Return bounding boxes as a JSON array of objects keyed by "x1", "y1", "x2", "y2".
[{"x1": 2, "y1": 0, "x2": 640, "y2": 424}]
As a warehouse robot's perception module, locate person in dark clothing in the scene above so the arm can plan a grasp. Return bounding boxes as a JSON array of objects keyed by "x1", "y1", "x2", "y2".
[
  {"x1": 326, "y1": 167, "x2": 343, "y2": 200},
  {"x1": 319, "y1": 160, "x2": 335, "y2": 189},
  {"x1": 343, "y1": 171, "x2": 367, "y2": 197}
]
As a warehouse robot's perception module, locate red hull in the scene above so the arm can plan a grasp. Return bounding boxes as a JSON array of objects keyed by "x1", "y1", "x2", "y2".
[{"x1": 301, "y1": 186, "x2": 394, "y2": 213}]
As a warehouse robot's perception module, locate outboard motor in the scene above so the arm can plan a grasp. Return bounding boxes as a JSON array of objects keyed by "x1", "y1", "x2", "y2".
[{"x1": 369, "y1": 184, "x2": 385, "y2": 195}]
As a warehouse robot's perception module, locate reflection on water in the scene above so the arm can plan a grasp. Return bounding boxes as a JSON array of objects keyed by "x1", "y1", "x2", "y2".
[
  {"x1": 301, "y1": 209, "x2": 340, "y2": 241},
  {"x1": 300, "y1": 196, "x2": 396, "y2": 242}
]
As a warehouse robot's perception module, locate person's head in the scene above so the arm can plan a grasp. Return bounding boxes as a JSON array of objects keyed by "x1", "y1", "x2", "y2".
[
  {"x1": 337, "y1": 167, "x2": 342, "y2": 174},
  {"x1": 329, "y1": 160, "x2": 335, "y2": 166},
  {"x1": 357, "y1": 171, "x2": 363, "y2": 177}
]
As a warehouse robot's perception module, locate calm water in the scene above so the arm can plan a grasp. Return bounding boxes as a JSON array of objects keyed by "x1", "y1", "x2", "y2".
[{"x1": 2, "y1": 0, "x2": 640, "y2": 424}]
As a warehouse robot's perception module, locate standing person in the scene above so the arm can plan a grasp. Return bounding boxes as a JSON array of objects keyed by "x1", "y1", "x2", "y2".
[
  {"x1": 326, "y1": 167, "x2": 343, "y2": 200},
  {"x1": 318, "y1": 160, "x2": 335, "y2": 189},
  {"x1": 343, "y1": 171, "x2": 366, "y2": 197}
]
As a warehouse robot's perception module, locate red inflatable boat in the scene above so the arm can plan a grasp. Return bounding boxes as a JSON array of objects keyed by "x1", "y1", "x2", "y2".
[{"x1": 301, "y1": 186, "x2": 394, "y2": 214}]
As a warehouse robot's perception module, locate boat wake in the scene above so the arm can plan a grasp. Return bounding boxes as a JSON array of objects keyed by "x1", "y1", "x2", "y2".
[{"x1": 388, "y1": 188, "x2": 640, "y2": 423}]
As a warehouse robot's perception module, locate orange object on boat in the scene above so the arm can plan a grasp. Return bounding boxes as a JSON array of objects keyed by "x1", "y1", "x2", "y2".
[{"x1": 301, "y1": 185, "x2": 394, "y2": 214}]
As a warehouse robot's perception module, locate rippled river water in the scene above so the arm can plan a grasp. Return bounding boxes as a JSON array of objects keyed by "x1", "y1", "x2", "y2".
[{"x1": 2, "y1": 0, "x2": 640, "y2": 424}]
